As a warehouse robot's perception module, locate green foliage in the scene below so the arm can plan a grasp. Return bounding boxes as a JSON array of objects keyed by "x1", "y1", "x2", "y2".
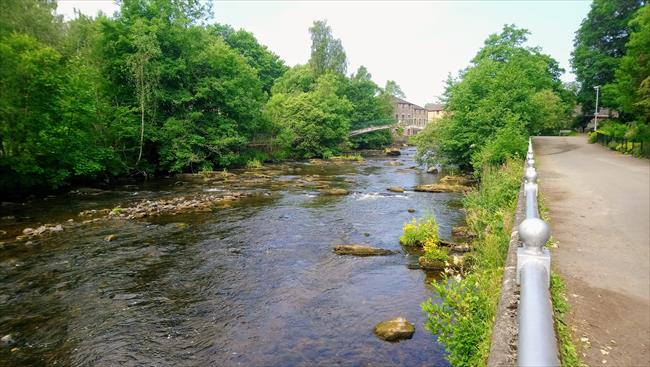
[
  {"x1": 603, "y1": 4, "x2": 650, "y2": 124},
  {"x1": 588, "y1": 131, "x2": 598, "y2": 143},
  {"x1": 400, "y1": 216, "x2": 439, "y2": 247},
  {"x1": 423, "y1": 159, "x2": 522, "y2": 366},
  {"x1": 308, "y1": 20, "x2": 347, "y2": 76},
  {"x1": 415, "y1": 25, "x2": 572, "y2": 169},
  {"x1": 550, "y1": 273, "x2": 585, "y2": 367},
  {"x1": 246, "y1": 159, "x2": 263, "y2": 169},
  {"x1": 384, "y1": 80, "x2": 406, "y2": 98},
  {"x1": 470, "y1": 124, "x2": 528, "y2": 172},
  {"x1": 422, "y1": 238, "x2": 449, "y2": 262},
  {"x1": 211, "y1": 23, "x2": 288, "y2": 95},
  {"x1": 266, "y1": 72, "x2": 352, "y2": 159},
  {"x1": 572, "y1": 0, "x2": 645, "y2": 124}
]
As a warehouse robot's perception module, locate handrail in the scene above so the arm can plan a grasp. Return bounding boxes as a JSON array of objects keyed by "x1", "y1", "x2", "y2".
[{"x1": 516, "y1": 139, "x2": 559, "y2": 367}]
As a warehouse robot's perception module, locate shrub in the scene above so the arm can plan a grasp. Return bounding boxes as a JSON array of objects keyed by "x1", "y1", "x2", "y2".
[
  {"x1": 423, "y1": 158, "x2": 522, "y2": 366},
  {"x1": 400, "y1": 216, "x2": 439, "y2": 247},
  {"x1": 246, "y1": 159, "x2": 263, "y2": 169},
  {"x1": 471, "y1": 124, "x2": 528, "y2": 173},
  {"x1": 588, "y1": 131, "x2": 598, "y2": 143},
  {"x1": 422, "y1": 238, "x2": 449, "y2": 262}
]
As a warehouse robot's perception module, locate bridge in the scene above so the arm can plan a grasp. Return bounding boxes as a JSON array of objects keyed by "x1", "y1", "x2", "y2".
[{"x1": 348, "y1": 118, "x2": 427, "y2": 137}]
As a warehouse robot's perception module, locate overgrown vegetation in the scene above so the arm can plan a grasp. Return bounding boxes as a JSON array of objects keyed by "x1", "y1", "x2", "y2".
[
  {"x1": 422, "y1": 158, "x2": 522, "y2": 367},
  {"x1": 400, "y1": 217, "x2": 439, "y2": 247},
  {"x1": 0, "y1": 1, "x2": 395, "y2": 195}
]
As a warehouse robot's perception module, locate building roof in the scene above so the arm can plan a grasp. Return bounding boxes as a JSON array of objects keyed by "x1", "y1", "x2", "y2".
[
  {"x1": 391, "y1": 96, "x2": 425, "y2": 110},
  {"x1": 425, "y1": 103, "x2": 445, "y2": 111}
]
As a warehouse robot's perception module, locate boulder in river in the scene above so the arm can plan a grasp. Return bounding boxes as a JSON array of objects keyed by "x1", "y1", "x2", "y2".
[
  {"x1": 418, "y1": 257, "x2": 447, "y2": 270},
  {"x1": 373, "y1": 317, "x2": 415, "y2": 341},
  {"x1": 104, "y1": 234, "x2": 117, "y2": 242},
  {"x1": 407, "y1": 208, "x2": 416, "y2": 213},
  {"x1": 321, "y1": 188, "x2": 349, "y2": 196},
  {"x1": 387, "y1": 187, "x2": 405, "y2": 193},
  {"x1": 333, "y1": 244, "x2": 396, "y2": 256},
  {"x1": 1, "y1": 334, "x2": 16, "y2": 346},
  {"x1": 414, "y1": 183, "x2": 470, "y2": 193},
  {"x1": 384, "y1": 148, "x2": 401, "y2": 156},
  {"x1": 427, "y1": 166, "x2": 439, "y2": 174}
]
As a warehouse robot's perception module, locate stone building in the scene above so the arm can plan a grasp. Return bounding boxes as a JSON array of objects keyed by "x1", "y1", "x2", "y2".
[
  {"x1": 425, "y1": 103, "x2": 445, "y2": 122},
  {"x1": 392, "y1": 96, "x2": 428, "y2": 136}
]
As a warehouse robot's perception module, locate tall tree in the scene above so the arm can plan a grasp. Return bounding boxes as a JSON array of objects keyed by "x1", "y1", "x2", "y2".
[
  {"x1": 384, "y1": 80, "x2": 406, "y2": 98},
  {"x1": 211, "y1": 24, "x2": 287, "y2": 95},
  {"x1": 415, "y1": 25, "x2": 572, "y2": 169},
  {"x1": 604, "y1": 4, "x2": 650, "y2": 124},
  {"x1": 125, "y1": 19, "x2": 160, "y2": 166},
  {"x1": 571, "y1": 0, "x2": 646, "y2": 123},
  {"x1": 308, "y1": 20, "x2": 347, "y2": 76}
]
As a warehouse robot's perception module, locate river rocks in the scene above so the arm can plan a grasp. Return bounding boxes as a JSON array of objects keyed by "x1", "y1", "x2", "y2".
[
  {"x1": 387, "y1": 187, "x2": 405, "y2": 193},
  {"x1": 440, "y1": 175, "x2": 476, "y2": 186},
  {"x1": 451, "y1": 226, "x2": 476, "y2": 240},
  {"x1": 104, "y1": 234, "x2": 117, "y2": 242},
  {"x1": 427, "y1": 166, "x2": 439, "y2": 174},
  {"x1": 407, "y1": 208, "x2": 416, "y2": 213},
  {"x1": 19, "y1": 224, "x2": 65, "y2": 240},
  {"x1": 414, "y1": 183, "x2": 470, "y2": 193},
  {"x1": 373, "y1": 317, "x2": 415, "y2": 341},
  {"x1": 418, "y1": 257, "x2": 447, "y2": 270},
  {"x1": 333, "y1": 244, "x2": 396, "y2": 256},
  {"x1": 385, "y1": 148, "x2": 401, "y2": 156},
  {"x1": 1, "y1": 334, "x2": 15, "y2": 346},
  {"x1": 321, "y1": 188, "x2": 349, "y2": 196}
]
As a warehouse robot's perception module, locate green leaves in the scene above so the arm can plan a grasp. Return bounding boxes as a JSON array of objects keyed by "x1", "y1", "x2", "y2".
[{"x1": 416, "y1": 24, "x2": 571, "y2": 169}]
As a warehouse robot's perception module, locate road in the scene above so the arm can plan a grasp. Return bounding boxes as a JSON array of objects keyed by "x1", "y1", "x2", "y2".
[{"x1": 535, "y1": 136, "x2": 650, "y2": 366}]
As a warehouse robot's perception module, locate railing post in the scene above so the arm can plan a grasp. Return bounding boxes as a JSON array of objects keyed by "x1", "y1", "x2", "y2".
[{"x1": 516, "y1": 140, "x2": 559, "y2": 367}]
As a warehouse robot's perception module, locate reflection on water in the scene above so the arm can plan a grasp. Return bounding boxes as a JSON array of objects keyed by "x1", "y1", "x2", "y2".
[{"x1": 0, "y1": 148, "x2": 463, "y2": 366}]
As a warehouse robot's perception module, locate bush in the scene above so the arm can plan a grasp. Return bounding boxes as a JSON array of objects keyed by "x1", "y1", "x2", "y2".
[
  {"x1": 246, "y1": 159, "x2": 263, "y2": 169},
  {"x1": 400, "y1": 216, "x2": 439, "y2": 247},
  {"x1": 588, "y1": 131, "x2": 598, "y2": 143},
  {"x1": 471, "y1": 124, "x2": 528, "y2": 173},
  {"x1": 423, "y1": 158, "x2": 522, "y2": 366},
  {"x1": 422, "y1": 238, "x2": 449, "y2": 262}
]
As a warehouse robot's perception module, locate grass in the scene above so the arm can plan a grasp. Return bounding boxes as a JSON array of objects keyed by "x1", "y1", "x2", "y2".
[
  {"x1": 399, "y1": 217, "x2": 439, "y2": 247},
  {"x1": 246, "y1": 159, "x2": 263, "y2": 169},
  {"x1": 550, "y1": 272, "x2": 585, "y2": 367}
]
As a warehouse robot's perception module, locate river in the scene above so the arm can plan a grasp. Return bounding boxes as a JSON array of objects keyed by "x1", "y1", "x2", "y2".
[{"x1": 0, "y1": 148, "x2": 464, "y2": 366}]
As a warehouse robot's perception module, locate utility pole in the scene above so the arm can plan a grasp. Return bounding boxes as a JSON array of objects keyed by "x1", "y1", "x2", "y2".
[{"x1": 593, "y1": 85, "x2": 601, "y2": 132}]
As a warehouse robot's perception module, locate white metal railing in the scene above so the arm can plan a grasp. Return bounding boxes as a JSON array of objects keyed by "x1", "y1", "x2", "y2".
[{"x1": 516, "y1": 139, "x2": 559, "y2": 367}]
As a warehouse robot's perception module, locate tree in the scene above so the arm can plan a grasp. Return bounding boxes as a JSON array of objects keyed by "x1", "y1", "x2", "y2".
[
  {"x1": 125, "y1": 19, "x2": 160, "y2": 166},
  {"x1": 346, "y1": 66, "x2": 393, "y2": 148},
  {"x1": 384, "y1": 80, "x2": 405, "y2": 98},
  {"x1": 603, "y1": 4, "x2": 650, "y2": 124},
  {"x1": 571, "y1": 0, "x2": 646, "y2": 123},
  {"x1": 415, "y1": 25, "x2": 572, "y2": 170},
  {"x1": 0, "y1": 0, "x2": 62, "y2": 44},
  {"x1": 211, "y1": 24, "x2": 287, "y2": 95},
  {"x1": 308, "y1": 20, "x2": 347, "y2": 76},
  {"x1": 266, "y1": 72, "x2": 352, "y2": 158}
]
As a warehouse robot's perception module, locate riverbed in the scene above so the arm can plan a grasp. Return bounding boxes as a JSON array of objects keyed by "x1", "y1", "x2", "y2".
[{"x1": 0, "y1": 148, "x2": 464, "y2": 366}]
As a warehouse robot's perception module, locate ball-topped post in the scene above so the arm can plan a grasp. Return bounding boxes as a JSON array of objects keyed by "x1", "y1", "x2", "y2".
[
  {"x1": 518, "y1": 217, "x2": 550, "y2": 255},
  {"x1": 525, "y1": 166, "x2": 537, "y2": 183}
]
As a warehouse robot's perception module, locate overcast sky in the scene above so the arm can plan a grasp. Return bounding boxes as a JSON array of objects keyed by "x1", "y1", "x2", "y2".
[{"x1": 57, "y1": 0, "x2": 591, "y2": 107}]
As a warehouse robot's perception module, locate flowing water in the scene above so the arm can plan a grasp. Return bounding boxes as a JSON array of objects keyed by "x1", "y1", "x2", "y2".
[{"x1": 0, "y1": 148, "x2": 464, "y2": 366}]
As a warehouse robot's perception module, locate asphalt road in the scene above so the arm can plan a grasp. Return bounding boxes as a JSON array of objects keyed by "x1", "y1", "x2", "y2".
[{"x1": 535, "y1": 136, "x2": 649, "y2": 366}]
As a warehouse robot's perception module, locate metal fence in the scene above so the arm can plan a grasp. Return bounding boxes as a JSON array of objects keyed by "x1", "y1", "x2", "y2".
[
  {"x1": 596, "y1": 132, "x2": 650, "y2": 157},
  {"x1": 516, "y1": 140, "x2": 559, "y2": 367}
]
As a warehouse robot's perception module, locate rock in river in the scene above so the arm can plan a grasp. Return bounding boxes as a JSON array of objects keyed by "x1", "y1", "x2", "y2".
[
  {"x1": 387, "y1": 187, "x2": 405, "y2": 193},
  {"x1": 414, "y1": 183, "x2": 470, "y2": 193},
  {"x1": 104, "y1": 234, "x2": 117, "y2": 242},
  {"x1": 333, "y1": 244, "x2": 396, "y2": 256},
  {"x1": 374, "y1": 317, "x2": 415, "y2": 341},
  {"x1": 321, "y1": 188, "x2": 349, "y2": 196}
]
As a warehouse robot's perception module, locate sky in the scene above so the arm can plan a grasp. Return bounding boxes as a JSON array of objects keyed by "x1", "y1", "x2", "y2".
[{"x1": 56, "y1": 0, "x2": 592, "y2": 107}]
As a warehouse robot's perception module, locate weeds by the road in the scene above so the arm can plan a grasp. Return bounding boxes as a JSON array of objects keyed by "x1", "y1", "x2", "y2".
[{"x1": 550, "y1": 272, "x2": 585, "y2": 367}]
